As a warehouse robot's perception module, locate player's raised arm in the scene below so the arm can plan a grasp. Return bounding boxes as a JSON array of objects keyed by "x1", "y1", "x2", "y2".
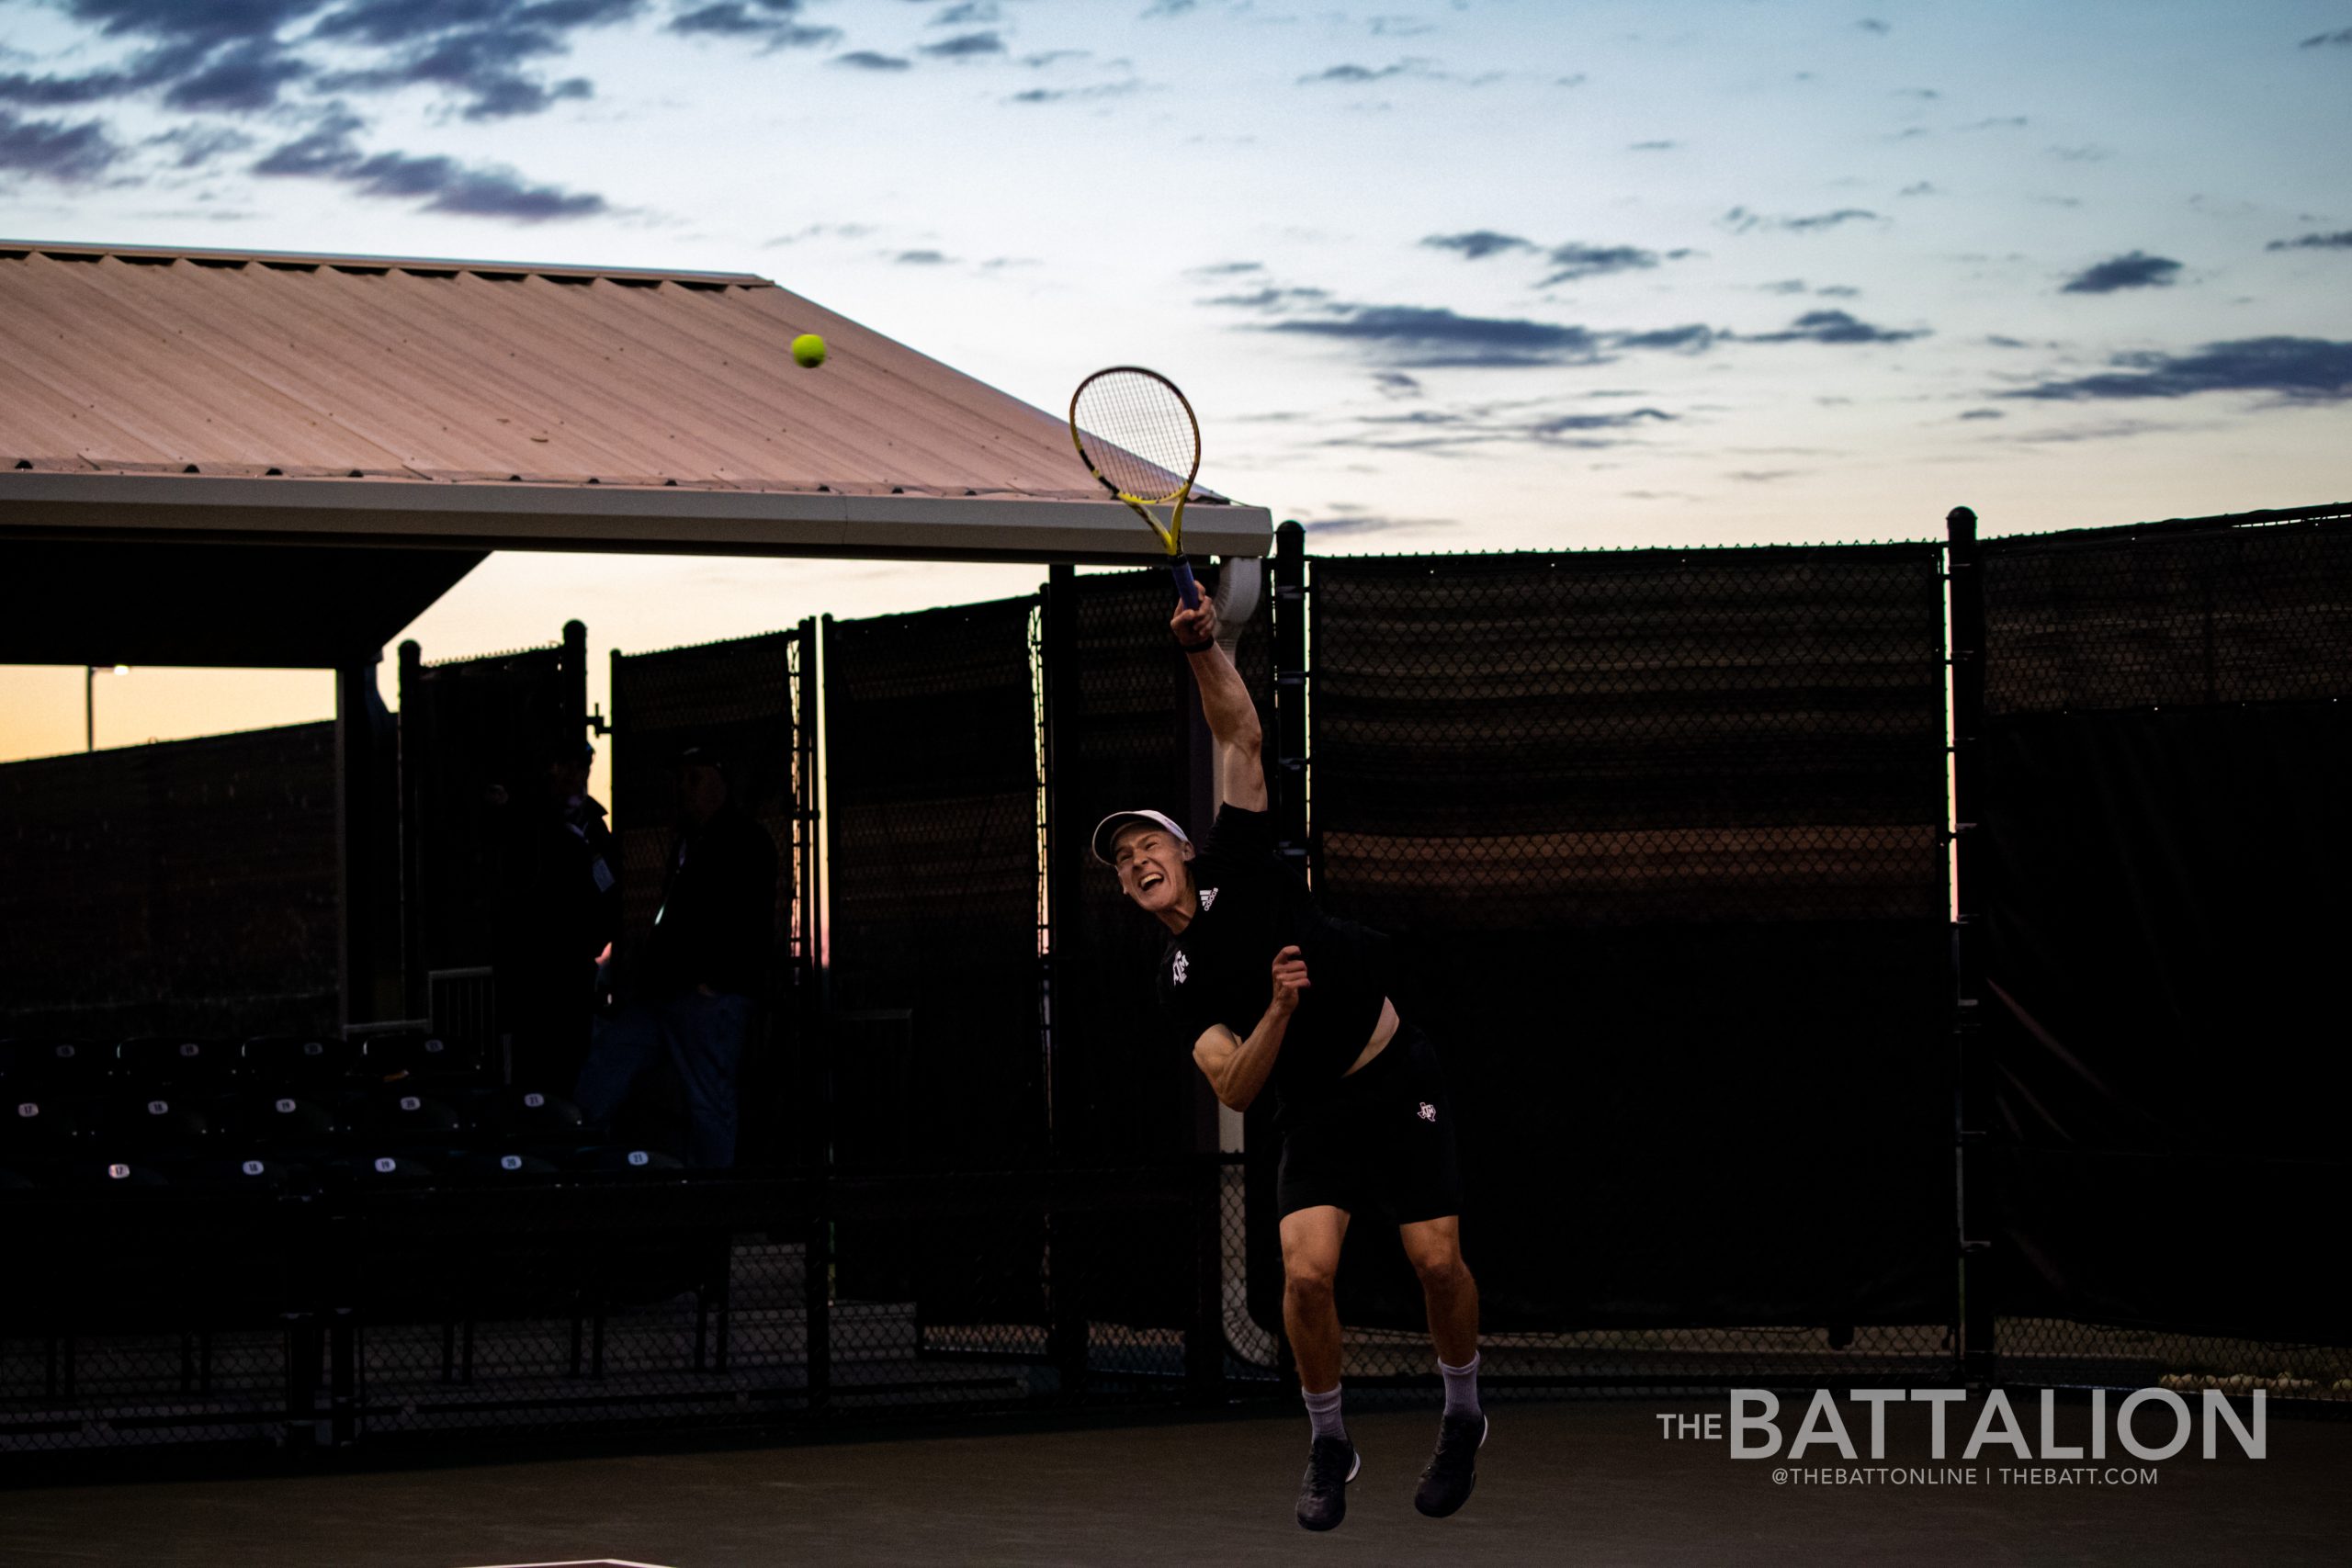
[{"x1": 1170, "y1": 596, "x2": 1266, "y2": 811}]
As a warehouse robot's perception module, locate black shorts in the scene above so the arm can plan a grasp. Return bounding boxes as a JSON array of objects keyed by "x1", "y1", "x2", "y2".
[{"x1": 1276, "y1": 1022, "x2": 1464, "y2": 1223}]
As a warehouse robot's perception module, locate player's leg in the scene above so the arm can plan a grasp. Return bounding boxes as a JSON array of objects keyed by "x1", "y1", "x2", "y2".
[
  {"x1": 1281, "y1": 1203, "x2": 1350, "y2": 1398},
  {"x1": 1399, "y1": 1214, "x2": 1479, "y2": 1369},
  {"x1": 1388, "y1": 1024, "x2": 1486, "y2": 1518},
  {"x1": 572, "y1": 998, "x2": 662, "y2": 1131},
  {"x1": 1280, "y1": 1202, "x2": 1357, "y2": 1530}
]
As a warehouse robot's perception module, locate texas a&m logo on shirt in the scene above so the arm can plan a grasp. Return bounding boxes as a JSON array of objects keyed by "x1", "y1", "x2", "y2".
[{"x1": 1171, "y1": 951, "x2": 1189, "y2": 985}]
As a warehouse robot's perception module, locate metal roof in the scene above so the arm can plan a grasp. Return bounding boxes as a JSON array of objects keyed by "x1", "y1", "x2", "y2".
[{"x1": 0, "y1": 240, "x2": 1270, "y2": 563}]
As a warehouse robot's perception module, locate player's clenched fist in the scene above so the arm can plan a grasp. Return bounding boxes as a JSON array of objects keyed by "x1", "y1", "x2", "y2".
[
  {"x1": 1170, "y1": 596, "x2": 1218, "y2": 649},
  {"x1": 1269, "y1": 944, "x2": 1311, "y2": 1016}
]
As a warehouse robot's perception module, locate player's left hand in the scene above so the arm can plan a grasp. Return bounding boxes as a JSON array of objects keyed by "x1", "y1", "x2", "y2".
[{"x1": 1171, "y1": 596, "x2": 1218, "y2": 649}]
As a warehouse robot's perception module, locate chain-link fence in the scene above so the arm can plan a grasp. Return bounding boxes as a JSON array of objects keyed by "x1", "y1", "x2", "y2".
[
  {"x1": 609, "y1": 626, "x2": 809, "y2": 1168},
  {"x1": 1298, "y1": 546, "x2": 1956, "y2": 1392},
  {"x1": 9, "y1": 507, "x2": 2352, "y2": 1465},
  {"x1": 0, "y1": 724, "x2": 339, "y2": 1041},
  {"x1": 1973, "y1": 503, "x2": 2352, "y2": 1403}
]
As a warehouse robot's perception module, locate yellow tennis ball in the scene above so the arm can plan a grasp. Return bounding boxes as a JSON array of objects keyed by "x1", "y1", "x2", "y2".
[{"x1": 792, "y1": 333, "x2": 827, "y2": 368}]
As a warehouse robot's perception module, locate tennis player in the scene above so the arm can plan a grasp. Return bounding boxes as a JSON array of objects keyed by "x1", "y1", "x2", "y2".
[{"x1": 1091, "y1": 593, "x2": 1487, "y2": 1532}]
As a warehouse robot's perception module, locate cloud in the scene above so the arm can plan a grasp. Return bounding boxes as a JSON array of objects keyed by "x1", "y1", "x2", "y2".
[
  {"x1": 1857, "y1": 17, "x2": 1890, "y2": 33},
  {"x1": 1957, "y1": 408, "x2": 2004, "y2": 420},
  {"x1": 1900, "y1": 181, "x2": 1936, "y2": 196},
  {"x1": 1316, "y1": 402, "x2": 1677, "y2": 453},
  {"x1": 2298, "y1": 27, "x2": 2352, "y2": 47},
  {"x1": 895, "y1": 248, "x2": 953, "y2": 264},
  {"x1": 163, "y1": 39, "x2": 312, "y2": 111},
  {"x1": 1721, "y1": 206, "x2": 1881, "y2": 233},
  {"x1": 2044, "y1": 143, "x2": 2110, "y2": 162},
  {"x1": 1141, "y1": 0, "x2": 1196, "y2": 15},
  {"x1": 933, "y1": 0, "x2": 1001, "y2": 22},
  {"x1": 833, "y1": 50, "x2": 911, "y2": 70},
  {"x1": 1204, "y1": 285, "x2": 1333, "y2": 310},
  {"x1": 253, "y1": 108, "x2": 605, "y2": 218},
  {"x1": 1261, "y1": 304, "x2": 1609, "y2": 367},
  {"x1": 0, "y1": 107, "x2": 122, "y2": 182},
  {"x1": 1628, "y1": 139, "x2": 1678, "y2": 151},
  {"x1": 1298, "y1": 60, "x2": 1430, "y2": 84},
  {"x1": 1298, "y1": 507, "x2": 1456, "y2": 537},
  {"x1": 317, "y1": 0, "x2": 650, "y2": 116},
  {"x1": 2002, "y1": 337, "x2": 2352, "y2": 403},
  {"x1": 1542, "y1": 241, "x2": 1685, "y2": 284},
  {"x1": 1747, "y1": 309, "x2": 1925, "y2": 344},
  {"x1": 1007, "y1": 80, "x2": 1148, "y2": 103},
  {"x1": 146, "y1": 122, "x2": 254, "y2": 167},
  {"x1": 919, "y1": 30, "x2": 1007, "y2": 58},
  {"x1": 2060, "y1": 251, "x2": 2182, "y2": 293},
  {"x1": 1185, "y1": 260, "x2": 1263, "y2": 277},
  {"x1": 2267, "y1": 231, "x2": 2352, "y2": 251},
  {"x1": 1, "y1": 0, "x2": 644, "y2": 123},
  {"x1": 669, "y1": 3, "x2": 840, "y2": 46},
  {"x1": 1420, "y1": 230, "x2": 1534, "y2": 260},
  {"x1": 1371, "y1": 370, "x2": 1422, "y2": 398}
]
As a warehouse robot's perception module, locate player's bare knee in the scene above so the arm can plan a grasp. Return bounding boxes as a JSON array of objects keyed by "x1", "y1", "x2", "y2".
[
  {"x1": 1409, "y1": 1249, "x2": 1469, "y2": 1292},
  {"x1": 1283, "y1": 1259, "x2": 1339, "y2": 1301}
]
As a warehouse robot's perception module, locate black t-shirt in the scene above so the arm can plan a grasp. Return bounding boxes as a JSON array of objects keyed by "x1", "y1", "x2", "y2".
[{"x1": 1154, "y1": 805, "x2": 1390, "y2": 1120}]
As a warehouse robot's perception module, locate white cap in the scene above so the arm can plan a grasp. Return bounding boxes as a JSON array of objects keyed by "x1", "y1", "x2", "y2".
[{"x1": 1091, "y1": 808, "x2": 1190, "y2": 866}]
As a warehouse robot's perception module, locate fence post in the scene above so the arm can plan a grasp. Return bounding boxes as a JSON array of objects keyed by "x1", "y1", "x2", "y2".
[
  {"x1": 1947, "y1": 504, "x2": 1995, "y2": 1384},
  {"x1": 1037, "y1": 567, "x2": 1095, "y2": 1397},
  {"x1": 798, "y1": 615, "x2": 831, "y2": 1413},
  {"x1": 1271, "y1": 521, "x2": 1308, "y2": 877},
  {"x1": 395, "y1": 639, "x2": 426, "y2": 1021}
]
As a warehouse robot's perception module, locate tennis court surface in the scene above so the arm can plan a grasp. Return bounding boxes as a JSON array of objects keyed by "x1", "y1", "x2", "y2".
[{"x1": 6, "y1": 1399, "x2": 2348, "y2": 1567}]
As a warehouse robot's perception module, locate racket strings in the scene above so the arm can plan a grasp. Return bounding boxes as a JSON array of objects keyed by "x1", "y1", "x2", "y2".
[{"x1": 1074, "y1": 371, "x2": 1198, "y2": 504}]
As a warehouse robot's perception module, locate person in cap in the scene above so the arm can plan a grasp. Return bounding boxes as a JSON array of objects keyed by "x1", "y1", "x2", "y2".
[
  {"x1": 1094, "y1": 594, "x2": 1486, "y2": 1532},
  {"x1": 575, "y1": 742, "x2": 776, "y2": 1168}
]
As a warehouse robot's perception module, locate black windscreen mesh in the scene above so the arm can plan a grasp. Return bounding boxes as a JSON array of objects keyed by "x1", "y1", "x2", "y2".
[
  {"x1": 609, "y1": 628, "x2": 804, "y2": 1163},
  {"x1": 1978, "y1": 510, "x2": 2352, "y2": 1341},
  {"x1": 0, "y1": 724, "x2": 338, "y2": 1039},
  {"x1": 1307, "y1": 547, "x2": 1952, "y2": 1334},
  {"x1": 824, "y1": 597, "x2": 1044, "y2": 1316},
  {"x1": 401, "y1": 644, "x2": 577, "y2": 976},
  {"x1": 1045, "y1": 566, "x2": 1274, "y2": 1329}
]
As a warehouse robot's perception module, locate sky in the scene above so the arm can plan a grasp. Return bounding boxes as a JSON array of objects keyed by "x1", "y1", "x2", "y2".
[{"x1": 2, "y1": 0, "x2": 2348, "y2": 767}]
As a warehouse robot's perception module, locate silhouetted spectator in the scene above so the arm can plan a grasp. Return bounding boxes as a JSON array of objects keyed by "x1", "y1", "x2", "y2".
[
  {"x1": 574, "y1": 744, "x2": 775, "y2": 1167},
  {"x1": 488, "y1": 739, "x2": 618, "y2": 1091}
]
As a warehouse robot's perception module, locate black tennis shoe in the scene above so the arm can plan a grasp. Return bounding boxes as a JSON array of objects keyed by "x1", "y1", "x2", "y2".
[
  {"x1": 1296, "y1": 1434, "x2": 1360, "y2": 1531},
  {"x1": 1414, "y1": 1411, "x2": 1488, "y2": 1517}
]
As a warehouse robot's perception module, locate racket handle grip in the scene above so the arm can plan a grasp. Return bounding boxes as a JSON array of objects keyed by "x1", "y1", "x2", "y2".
[{"x1": 1170, "y1": 556, "x2": 1201, "y2": 608}]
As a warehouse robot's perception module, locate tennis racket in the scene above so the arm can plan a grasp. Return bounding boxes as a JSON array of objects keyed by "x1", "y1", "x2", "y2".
[{"x1": 1069, "y1": 366, "x2": 1204, "y2": 608}]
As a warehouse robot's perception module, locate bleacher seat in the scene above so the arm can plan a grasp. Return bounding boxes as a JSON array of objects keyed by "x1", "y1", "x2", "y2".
[
  {"x1": 332, "y1": 1151, "x2": 438, "y2": 1187},
  {"x1": 221, "y1": 1089, "x2": 345, "y2": 1146},
  {"x1": 78, "y1": 1159, "x2": 173, "y2": 1191},
  {"x1": 356, "y1": 1032, "x2": 481, "y2": 1082},
  {"x1": 481, "y1": 1088, "x2": 586, "y2": 1141},
  {"x1": 366, "y1": 1089, "x2": 468, "y2": 1138},
  {"x1": 240, "y1": 1034, "x2": 354, "y2": 1084},
  {"x1": 577, "y1": 1145, "x2": 685, "y2": 1175},
  {"x1": 175, "y1": 1155, "x2": 305, "y2": 1192},
  {"x1": 116, "y1": 1036, "x2": 233, "y2": 1082},
  {"x1": 4, "y1": 1095, "x2": 98, "y2": 1162},
  {"x1": 101, "y1": 1094, "x2": 212, "y2": 1152},
  {"x1": 3, "y1": 1040, "x2": 111, "y2": 1090},
  {"x1": 452, "y1": 1150, "x2": 563, "y2": 1182}
]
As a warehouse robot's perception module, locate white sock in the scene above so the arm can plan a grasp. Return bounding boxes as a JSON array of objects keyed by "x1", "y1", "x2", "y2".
[
  {"x1": 1304, "y1": 1382, "x2": 1346, "y2": 1441},
  {"x1": 1440, "y1": 1353, "x2": 1481, "y2": 1418}
]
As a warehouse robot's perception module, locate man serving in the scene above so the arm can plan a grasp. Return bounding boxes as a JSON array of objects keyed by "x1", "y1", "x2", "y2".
[{"x1": 1092, "y1": 592, "x2": 1487, "y2": 1532}]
